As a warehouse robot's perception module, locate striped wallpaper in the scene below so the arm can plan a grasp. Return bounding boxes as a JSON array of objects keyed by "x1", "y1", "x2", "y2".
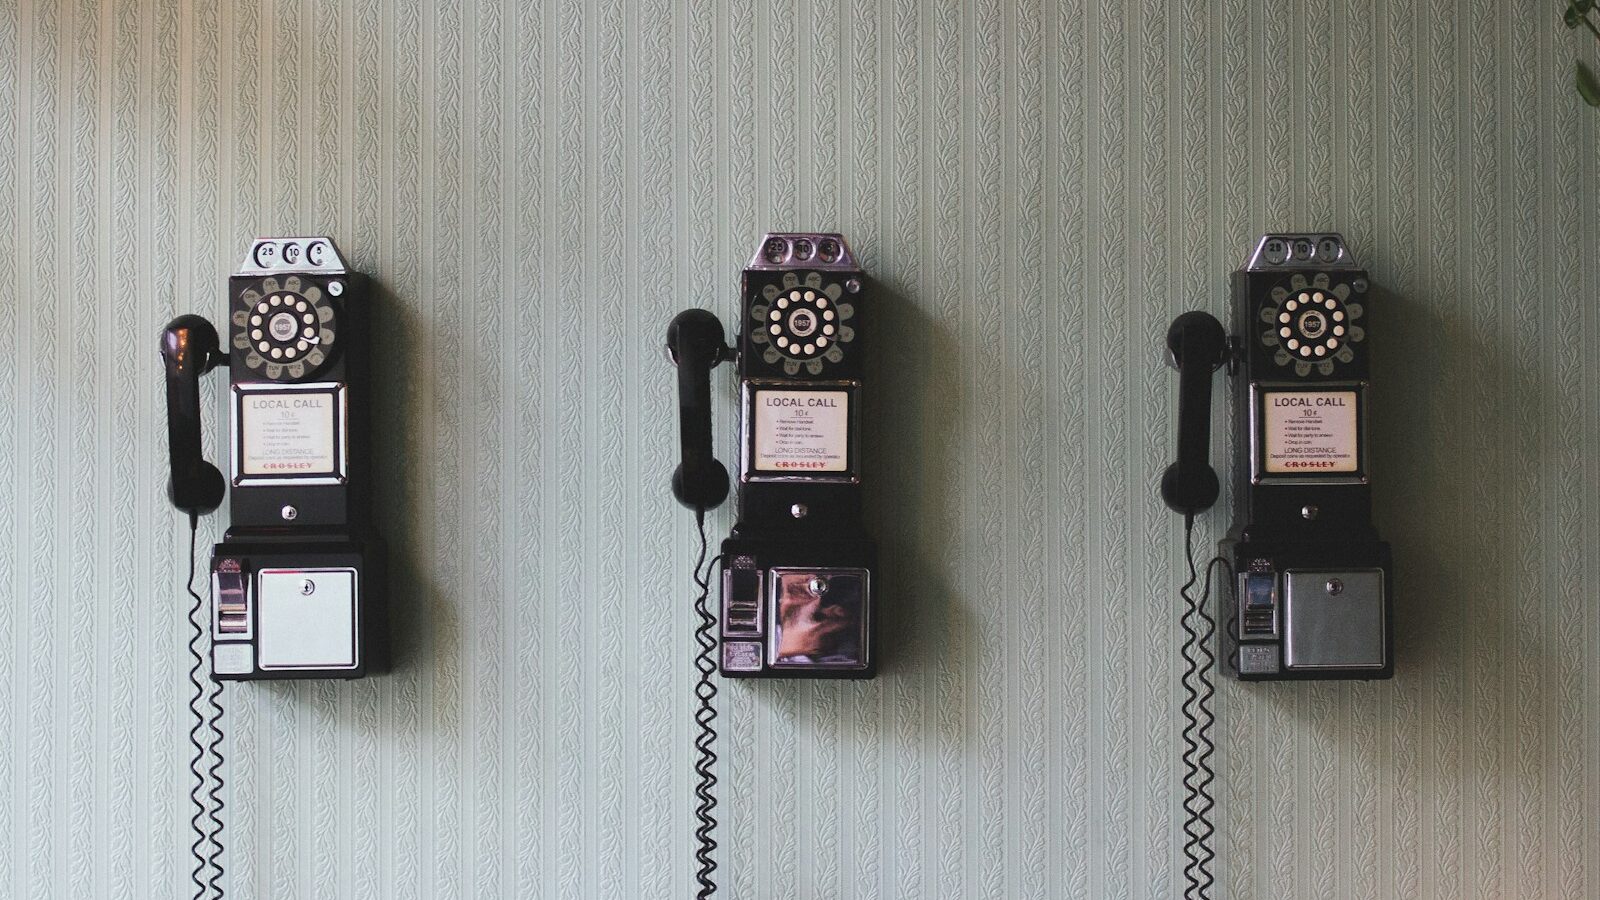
[{"x1": 1, "y1": 0, "x2": 1596, "y2": 897}]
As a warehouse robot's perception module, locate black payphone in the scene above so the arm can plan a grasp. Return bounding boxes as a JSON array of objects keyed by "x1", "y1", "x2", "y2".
[
  {"x1": 160, "y1": 236, "x2": 386, "y2": 897},
  {"x1": 667, "y1": 232, "x2": 876, "y2": 897},
  {"x1": 1164, "y1": 232, "x2": 1392, "y2": 681},
  {"x1": 1160, "y1": 232, "x2": 1394, "y2": 899},
  {"x1": 670, "y1": 232, "x2": 876, "y2": 679},
  {"x1": 163, "y1": 236, "x2": 385, "y2": 679}
]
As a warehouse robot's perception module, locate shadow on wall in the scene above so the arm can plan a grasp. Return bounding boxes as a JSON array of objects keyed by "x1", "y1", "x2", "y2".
[
  {"x1": 362, "y1": 277, "x2": 436, "y2": 678},
  {"x1": 1206, "y1": 266, "x2": 1558, "y2": 747},
  {"x1": 1354, "y1": 267, "x2": 1559, "y2": 702},
  {"x1": 249, "y1": 275, "x2": 457, "y2": 709}
]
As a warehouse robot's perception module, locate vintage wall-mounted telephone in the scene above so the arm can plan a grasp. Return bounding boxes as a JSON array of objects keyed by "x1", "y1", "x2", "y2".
[
  {"x1": 1160, "y1": 232, "x2": 1394, "y2": 900},
  {"x1": 670, "y1": 232, "x2": 876, "y2": 679},
  {"x1": 1164, "y1": 232, "x2": 1392, "y2": 681},
  {"x1": 160, "y1": 236, "x2": 386, "y2": 897},
  {"x1": 667, "y1": 232, "x2": 875, "y2": 897},
  {"x1": 163, "y1": 236, "x2": 385, "y2": 679}
]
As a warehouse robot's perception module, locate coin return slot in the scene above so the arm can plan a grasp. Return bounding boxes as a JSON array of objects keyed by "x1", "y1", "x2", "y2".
[
  {"x1": 723, "y1": 567, "x2": 762, "y2": 635},
  {"x1": 214, "y1": 570, "x2": 251, "y2": 638},
  {"x1": 1239, "y1": 572, "x2": 1277, "y2": 639}
]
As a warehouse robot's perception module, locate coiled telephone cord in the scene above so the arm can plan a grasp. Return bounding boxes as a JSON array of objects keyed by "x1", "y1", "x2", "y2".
[
  {"x1": 690, "y1": 510, "x2": 723, "y2": 899},
  {"x1": 1178, "y1": 515, "x2": 1229, "y2": 900},
  {"x1": 185, "y1": 514, "x2": 227, "y2": 900}
]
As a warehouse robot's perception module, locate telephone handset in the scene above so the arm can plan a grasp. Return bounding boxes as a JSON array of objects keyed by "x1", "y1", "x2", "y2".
[
  {"x1": 1164, "y1": 233, "x2": 1393, "y2": 682},
  {"x1": 160, "y1": 315, "x2": 229, "y2": 517},
  {"x1": 670, "y1": 232, "x2": 877, "y2": 678},
  {"x1": 1160, "y1": 310, "x2": 1230, "y2": 516},
  {"x1": 668, "y1": 308, "x2": 732, "y2": 511},
  {"x1": 160, "y1": 236, "x2": 387, "y2": 681}
]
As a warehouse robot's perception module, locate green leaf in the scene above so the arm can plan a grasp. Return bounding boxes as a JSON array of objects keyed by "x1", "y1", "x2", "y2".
[
  {"x1": 1577, "y1": 61, "x2": 1600, "y2": 107},
  {"x1": 1567, "y1": 5, "x2": 1584, "y2": 28}
]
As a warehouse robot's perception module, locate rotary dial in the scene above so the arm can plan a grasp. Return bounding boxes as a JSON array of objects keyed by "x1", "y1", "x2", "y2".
[
  {"x1": 230, "y1": 274, "x2": 338, "y2": 381},
  {"x1": 748, "y1": 271, "x2": 857, "y2": 375},
  {"x1": 1258, "y1": 272, "x2": 1366, "y2": 377}
]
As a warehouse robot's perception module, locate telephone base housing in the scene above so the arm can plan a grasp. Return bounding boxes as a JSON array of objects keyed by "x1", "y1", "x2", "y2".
[
  {"x1": 208, "y1": 531, "x2": 386, "y2": 681},
  {"x1": 717, "y1": 535, "x2": 876, "y2": 679},
  {"x1": 1220, "y1": 537, "x2": 1392, "y2": 682}
]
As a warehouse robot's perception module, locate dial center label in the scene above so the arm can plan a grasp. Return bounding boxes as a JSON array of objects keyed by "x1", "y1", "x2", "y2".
[
  {"x1": 753, "y1": 389, "x2": 849, "y2": 472},
  {"x1": 1262, "y1": 390, "x2": 1359, "y2": 473}
]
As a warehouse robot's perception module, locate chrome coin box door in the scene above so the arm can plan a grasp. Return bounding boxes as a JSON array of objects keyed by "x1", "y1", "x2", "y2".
[
  {"x1": 718, "y1": 233, "x2": 877, "y2": 679},
  {"x1": 719, "y1": 549, "x2": 875, "y2": 678},
  {"x1": 1221, "y1": 234, "x2": 1393, "y2": 681}
]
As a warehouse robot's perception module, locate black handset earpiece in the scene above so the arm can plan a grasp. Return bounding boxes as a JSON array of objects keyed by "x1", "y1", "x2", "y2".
[
  {"x1": 1161, "y1": 310, "x2": 1230, "y2": 516},
  {"x1": 160, "y1": 314, "x2": 227, "y2": 518},
  {"x1": 667, "y1": 308, "x2": 731, "y2": 511}
]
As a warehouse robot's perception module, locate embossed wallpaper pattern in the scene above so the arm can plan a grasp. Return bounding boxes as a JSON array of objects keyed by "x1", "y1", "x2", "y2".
[{"x1": 1, "y1": 0, "x2": 1597, "y2": 897}]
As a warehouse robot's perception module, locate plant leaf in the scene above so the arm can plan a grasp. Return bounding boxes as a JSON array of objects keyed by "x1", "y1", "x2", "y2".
[
  {"x1": 1577, "y1": 60, "x2": 1600, "y2": 107},
  {"x1": 1567, "y1": 5, "x2": 1584, "y2": 27}
]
